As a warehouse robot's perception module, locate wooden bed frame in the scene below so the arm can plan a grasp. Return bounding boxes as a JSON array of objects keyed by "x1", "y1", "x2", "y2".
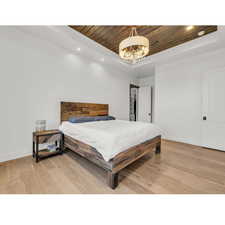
[{"x1": 61, "y1": 102, "x2": 161, "y2": 189}]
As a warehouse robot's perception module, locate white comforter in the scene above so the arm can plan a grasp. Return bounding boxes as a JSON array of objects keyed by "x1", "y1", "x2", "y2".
[{"x1": 59, "y1": 120, "x2": 161, "y2": 161}]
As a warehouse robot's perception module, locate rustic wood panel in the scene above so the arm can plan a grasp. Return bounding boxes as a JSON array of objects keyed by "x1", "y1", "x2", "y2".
[
  {"x1": 69, "y1": 25, "x2": 217, "y2": 57},
  {"x1": 61, "y1": 102, "x2": 108, "y2": 122},
  {"x1": 65, "y1": 134, "x2": 161, "y2": 173},
  {"x1": 64, "y1": 133, "x2": 161, "y2": 188},
  {"x1": 111, "y1": 136, "x2": 161, "y2": 173},
  {"x1": 64, "y1": 135, "x2": 111, "y2": 171}
]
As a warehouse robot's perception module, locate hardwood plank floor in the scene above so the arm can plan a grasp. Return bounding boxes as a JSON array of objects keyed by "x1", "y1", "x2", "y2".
[{"x1": 1, "y1": 140, "x2": 225, "y2": 194}]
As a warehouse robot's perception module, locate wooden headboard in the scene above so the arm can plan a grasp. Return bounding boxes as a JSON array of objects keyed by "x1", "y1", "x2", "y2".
[{"x1": 60, "y1": 102, "x2": 109, "y2": 122}]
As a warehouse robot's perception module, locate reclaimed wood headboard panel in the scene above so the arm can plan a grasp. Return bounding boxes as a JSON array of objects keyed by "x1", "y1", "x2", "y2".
[{"x1": 60, "y1": 102, "x2": 109, "y2": 122}]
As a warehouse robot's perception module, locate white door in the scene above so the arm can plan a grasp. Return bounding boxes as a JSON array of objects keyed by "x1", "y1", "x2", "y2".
[
  {"x1": 202, "y1": 67, "x2": 225, "y2": 151},
  {"x1": 138, "y1": 85, "x2": 151, "y2": 122}
]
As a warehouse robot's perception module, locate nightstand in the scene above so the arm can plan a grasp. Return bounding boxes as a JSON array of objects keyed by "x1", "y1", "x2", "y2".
[{"x1": 32, "y1": 129, "x2": 63, "y2": 163}]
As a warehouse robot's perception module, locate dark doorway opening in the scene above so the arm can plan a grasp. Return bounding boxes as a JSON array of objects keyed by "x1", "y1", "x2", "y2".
[{"x1": 129, "y1": 84, "x2": 139, "y2": 121}]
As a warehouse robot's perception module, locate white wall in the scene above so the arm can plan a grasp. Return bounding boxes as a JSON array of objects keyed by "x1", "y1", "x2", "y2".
[
  {"x1": 137, "y1": 76, "x2": 155, "y2": 87},
  {"x1": 155, "y1": 48, "x2": 225, "y2": 146},
  {"x1": 0, "y1": 27, "x2": 135, "y2": 162}
]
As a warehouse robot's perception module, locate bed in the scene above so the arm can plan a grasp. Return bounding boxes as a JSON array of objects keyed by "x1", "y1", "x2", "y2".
[{"x1": 60, "y1": 102, "x2": 161, "y2": 189}]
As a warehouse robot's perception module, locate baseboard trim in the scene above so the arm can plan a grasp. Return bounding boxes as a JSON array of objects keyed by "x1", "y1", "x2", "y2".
[
  {"x1": 0, "y1": 151, "x2": 31, "y2": 164},
  {"x1": 163, "y1": 138, "x2": 225, "y2": 153},
  {"x1": 162, "y1": 138, "x2": 200, "y2": 148}
]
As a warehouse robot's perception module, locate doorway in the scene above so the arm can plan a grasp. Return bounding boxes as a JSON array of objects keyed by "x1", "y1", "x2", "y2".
[{"x1": 129, "y1": 84, "x2": 139, "y2": 121}]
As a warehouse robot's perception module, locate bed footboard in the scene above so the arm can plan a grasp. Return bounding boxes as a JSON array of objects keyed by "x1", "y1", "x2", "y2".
[
  {"x1": 64, "y1": 135, "x2": 161, "y2": 189},
  {"x1": 110, "y1": 135, "x2": 161, "y2": 173}
]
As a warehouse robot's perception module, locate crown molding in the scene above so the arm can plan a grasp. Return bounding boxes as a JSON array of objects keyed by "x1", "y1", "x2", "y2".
[{"x1": 10, "y1": 25, "x2": 225, "y2": 74}]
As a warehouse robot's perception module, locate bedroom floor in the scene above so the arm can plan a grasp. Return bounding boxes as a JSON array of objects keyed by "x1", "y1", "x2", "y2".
[{"x1": 1, "y1": 140, "x2": 225, "y2": 194}]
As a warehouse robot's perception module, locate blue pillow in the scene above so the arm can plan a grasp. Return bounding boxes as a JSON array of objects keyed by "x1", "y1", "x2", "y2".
[
  {"x1": 68, "y1": 116, "x2": 94, "y2": 123},
  {"x1": 106, "y1": 116, "x2": 116, "y2": 120},
  {"x1": 69, "y1": 116, "x2": 115, "y2": 123},
  {"x1": 94, "y1": 116, "x2": 116, "y2": 121}
]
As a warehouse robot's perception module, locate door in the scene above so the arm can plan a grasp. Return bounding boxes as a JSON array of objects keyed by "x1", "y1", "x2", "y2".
[
  {"x1": 202, "y1": 67, "x2": 225, "y2": 151},
  {"x1": 138, "y1": 85, "x2": 152, "y2": 122}
]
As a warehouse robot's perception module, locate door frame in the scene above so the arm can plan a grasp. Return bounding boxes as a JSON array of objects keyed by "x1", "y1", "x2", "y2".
[
  {"x1": 150, "y1": 86, "x2": 153, "y2": 122},
  {"x1": 201, "y1": 66, "x2": 225, "y2": 149}
]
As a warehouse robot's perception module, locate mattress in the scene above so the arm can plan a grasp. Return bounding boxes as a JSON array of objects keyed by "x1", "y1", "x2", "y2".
[{"x1": 59, "y1": 120, "x2": 162, "y2": 161}]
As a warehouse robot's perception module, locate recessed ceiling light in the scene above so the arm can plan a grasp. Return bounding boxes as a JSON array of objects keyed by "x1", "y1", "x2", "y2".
[
  {"x1": 77, "y1": 47, "x2": 81, "y2": 51},
  {"x1": 198, "y1": 30, "x2": 205, "y2": 36},
  {"x1": 186, "y1": 25, "x2": 194, "y2": 31}
]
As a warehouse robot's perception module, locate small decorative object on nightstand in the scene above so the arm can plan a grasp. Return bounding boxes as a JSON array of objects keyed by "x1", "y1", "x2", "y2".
[
  {"x1": 32, "y1": 129, "x2": 64, "y2": 163},
  {"x1": 35, "y1": 120, "x2": 46, "y2": 131}
]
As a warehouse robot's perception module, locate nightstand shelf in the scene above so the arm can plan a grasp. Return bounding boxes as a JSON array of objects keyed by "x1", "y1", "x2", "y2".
[{"x1": 33, "y1": 129, "x2": 63, "y2": 162}]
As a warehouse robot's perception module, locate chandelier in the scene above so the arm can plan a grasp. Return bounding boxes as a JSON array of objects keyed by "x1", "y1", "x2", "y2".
[{"x1": 119, "y1": 27, "x2": 149, "y2": 63}]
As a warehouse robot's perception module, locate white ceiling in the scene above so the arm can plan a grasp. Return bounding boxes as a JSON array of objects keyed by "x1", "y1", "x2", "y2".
[
  {"x1": 14, "y1": 26, "x2": 132, "y2": 71},
  {"x1": 15, "y1": 25, "x2": 225, "y2": 78}
]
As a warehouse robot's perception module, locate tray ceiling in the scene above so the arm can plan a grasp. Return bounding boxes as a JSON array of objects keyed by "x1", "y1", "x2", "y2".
[{"x1": 69, "y1": 26, "x2": 217, "y2": 57}]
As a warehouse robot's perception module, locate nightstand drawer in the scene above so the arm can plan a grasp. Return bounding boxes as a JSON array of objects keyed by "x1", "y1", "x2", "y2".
[{"x1": 36, "y1": 133, "x2": 61, "y2": 144}]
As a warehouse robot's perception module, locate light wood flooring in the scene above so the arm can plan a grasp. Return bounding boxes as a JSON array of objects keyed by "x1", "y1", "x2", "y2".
[{"x1": 1, "y1": 140, "x2": 225, "y2": 194}]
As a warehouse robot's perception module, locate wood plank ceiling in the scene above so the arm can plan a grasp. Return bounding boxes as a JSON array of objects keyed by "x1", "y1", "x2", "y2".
[{"x1": 69, "y1": 26, "x2": 217, "y2": 57}]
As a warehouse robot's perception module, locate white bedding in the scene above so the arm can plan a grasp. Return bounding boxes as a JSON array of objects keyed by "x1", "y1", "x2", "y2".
[{"x1": 59, "y1": 120, "x2": 162, "y2": 161}]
